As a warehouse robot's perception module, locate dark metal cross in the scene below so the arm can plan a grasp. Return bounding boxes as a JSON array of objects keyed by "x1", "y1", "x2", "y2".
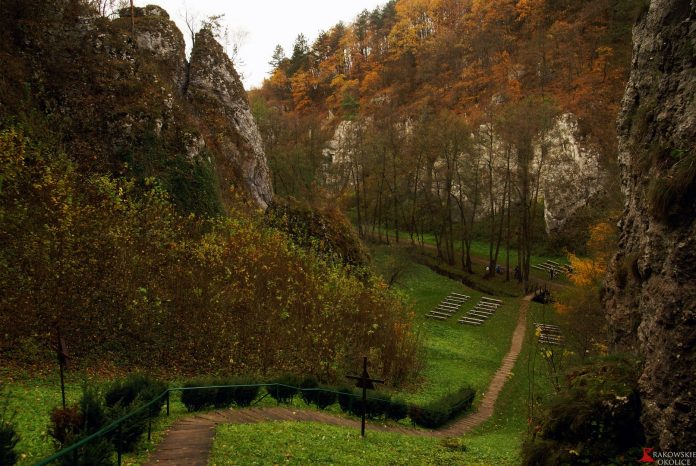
[
  {"x1": 52, "y1": 326, "x2": 70, "y2": 409},
  {"x1": 346, "y1": 356, "x2": 384, "y2": 437}
]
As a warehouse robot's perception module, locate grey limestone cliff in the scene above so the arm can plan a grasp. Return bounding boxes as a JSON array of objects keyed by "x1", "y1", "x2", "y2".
[
  {"x1": 186, "y1": 28, "x2": 273, "y2": 209},
  {"x1": 603, "y1": 0, "x2": 695, "y2": 450}
]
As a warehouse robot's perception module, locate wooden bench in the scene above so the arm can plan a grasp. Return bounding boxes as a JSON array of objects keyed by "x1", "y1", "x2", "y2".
[
  {"x1": 476, "y1": 302, "x2": 499, "y2": 310},
  {"x1": 481, "y1": 296, "x2": 503, "y2": 304},
  {"x1": 468, "y1": 310, "x2": 492, "y2": 319},
  {"x1": 458, "y1": 316, "x2": 484, "y2": 326}
]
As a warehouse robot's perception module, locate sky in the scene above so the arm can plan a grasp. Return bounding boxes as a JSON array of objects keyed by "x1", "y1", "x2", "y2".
[{"x1": 147, "y1": 0, "x2": 387, "y2": 89}]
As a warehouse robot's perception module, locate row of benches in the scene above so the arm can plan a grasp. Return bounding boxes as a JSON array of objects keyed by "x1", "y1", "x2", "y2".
[
  {"x1": 425, "y1": 293, "x2": 470, "y2": 320},
  {"x1": 535, "y1": 323, "x2": 564, "y2": 345},
  {"x1": 458, "y1": 297, "x2": 504, "y2": 326},
  {"x1": 532, "y1": 260, "x2": 572, "y2": 277}
]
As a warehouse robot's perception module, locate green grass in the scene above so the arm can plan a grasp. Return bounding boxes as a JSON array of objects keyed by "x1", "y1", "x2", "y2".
[
  {"x1": 460, "y1": 301, "x2": 559, "y2": 464},
  {"x1": 5, "y1": 247, "x2": 563, "y2": 466},
  {"x1": 1, "y1": 375, "x2": 190, "y2": 466},
  {"x1": 371, "y1": 245, "x2": 520, "y2": 407},
  {"x1": 370, "y1": 227, "x2": 570, "y2": 266},
  {"x1": 209, "y1": 422, "x2": 470, "y2": 466}
]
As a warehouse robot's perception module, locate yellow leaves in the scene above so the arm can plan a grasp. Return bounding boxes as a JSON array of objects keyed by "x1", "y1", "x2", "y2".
[
  {"x1": 566, "y1": 222, "x2": 616, "y2": 287},
  {"x1": 567, "y1": 253, "x2": 604, "y2": 287}
]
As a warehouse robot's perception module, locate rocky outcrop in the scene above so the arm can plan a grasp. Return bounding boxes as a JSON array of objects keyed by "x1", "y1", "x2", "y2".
[
  {"x1": 603, "y1": 0, "x2": 696, "y2": 450},
  {"x1": 124, "y1": 7, "x2": 187, "y2": 91},
  {"x1": 0, "y1": 2, "x2": 271, "y2": 212},
  {"x1": 542, "y1": 113, "x2": 603, "y2": 234},
  {"x1": 187, "y1": 28, "x2": 273, "y2": 208}
]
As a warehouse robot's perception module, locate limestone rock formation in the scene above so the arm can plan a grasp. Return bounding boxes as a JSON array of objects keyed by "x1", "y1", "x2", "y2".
[
  {"x1": 0, "y1": 1, "x2": 272, "y2": 212},
  {"x1": 542, "y1": 113, "x2": 603, "y2": 234},
  {"x1": 603, "y1": 0, "x2": 695, "y2": 450},
  {"x1": 187, "y1": 28, "x2": 273, "y2": 208}
]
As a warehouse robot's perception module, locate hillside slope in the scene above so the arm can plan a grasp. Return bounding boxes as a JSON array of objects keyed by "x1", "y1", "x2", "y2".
[{"x1": 0, "y1": 2, "x2": 272, "y2": 212}]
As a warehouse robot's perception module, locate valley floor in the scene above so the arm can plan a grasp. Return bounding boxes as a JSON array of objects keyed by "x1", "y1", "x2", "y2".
[{"x1": 3, "y1": 244, "x2": 560, "y2": 465}]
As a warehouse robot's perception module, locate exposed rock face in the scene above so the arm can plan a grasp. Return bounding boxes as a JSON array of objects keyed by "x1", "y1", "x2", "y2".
[
  {"x1": 542, "y1": 113, "x2": 603, "y2": 234},
  {"x1": 0, "y1": 2, "x2": 271, "y2": 212},
  {"x1": 187, "y1": 28, "x2": 273, "y2": 208},
  {"x1": 123, "y1": 7, "x2": 187, "y2": 91},
  {"x1": 603, "y1": 0, "x2": 696, "y2": 450},
  {"x1": 324, "y1": 114, "x2": 603, "y2": 234}
]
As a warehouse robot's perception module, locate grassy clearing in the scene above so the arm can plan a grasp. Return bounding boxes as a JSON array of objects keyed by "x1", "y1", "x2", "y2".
[
  {"x1": 370, "y1": 227, "x2": 570, "y2": 266},
  {"x1": 460, "y1": 301, "x2": 558, "y2": 465},
  {"x1": 210, "y1": 422, "x2": 468, "y2": 466},
  {"x1": 371, "y1": 245, "x2": 520, "y2": 407}
]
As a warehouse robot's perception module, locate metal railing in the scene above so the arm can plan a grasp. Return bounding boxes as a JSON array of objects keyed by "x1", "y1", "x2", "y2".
[
  {"x1": 33, "y1": 383, "x2": 367, "y2": 466},
  {"x1": 34, "y1": 382, "x2": 475, "y2": 465}
]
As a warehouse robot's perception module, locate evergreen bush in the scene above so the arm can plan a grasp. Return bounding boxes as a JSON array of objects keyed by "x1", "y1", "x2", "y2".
[
  {"x1": 0, "y1": 387, "x2": 19, "y2": 466},
  {"x1": 104, "y1": 373, "x2": 167, "y2": 417},
  {"x1": 365, "y1": 392, "x2": 391, "y2": 419},
  {"x1": 299, "y1": 376, "x2": 319, "y2": 405},
  {"x1": 229, "y1": 378, "x2": 260, "y2": 407},
  {"x1": 408, "y1": 387, "x2": 475, "y2": 428},
  {"x1": 312, "y1": 386, "x2": 337, "y2": 410},
  {"x1": 49, "y1": 388, "x2": 113, "y2": 466},
  {"x1": 385, "y1": 398, "x2": 408, "y2": 421},
  {"x1": 213, "y1": 379, "x2": 236, "y2": 409},
  {"x1": 180, "y1": 379, "x2": 217, "y2": 412},
  {"x1": 267, "y1": 375, "x2": 301, "y2": 404},
  {"x1": 104, "y1": 373, "x2": 167, "y2": 452},
  {"x1": 337, "y1": 386, "x2": 359, "y2": 414}
]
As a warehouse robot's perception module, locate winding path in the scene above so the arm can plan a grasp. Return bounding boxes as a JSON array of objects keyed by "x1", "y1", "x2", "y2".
[{"x1": 146, "y1": 297, "x2": 531, "y2": 466}]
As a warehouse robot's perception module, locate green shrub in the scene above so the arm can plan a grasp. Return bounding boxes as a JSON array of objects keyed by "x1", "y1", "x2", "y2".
[
  {"x1": 0, "y1": 387, "x2": 19, "y2": 466},
  {"x1": 337, "y1": 387, "x2": 359, "y2": 414},
  {"x1": 49, "y1": 388, "x2": 113, "y2": 466},
  {"x1": 521, "y1": 356, "x2": 644, "y2": 466},
  {"x1": 408, "y1": 403, "x2": 450, "y2": 429},
  {"x1": 299, "y1": 376, "x2": 319, "y2": 406},
  {"x1": 104, "y1": 373, "x2": 166, "y2": 452},
  {"x1": 365, "y1": 392, "x2": 391, "y2": 419},
  {"x1": 180, "y1": 379, "x2": 217, "y2": 412},
  {"x1": 228, "y1": 378, "x2": 260, "y2": 407},
  {"x1": 267, "y1": 375, "x2": 301, "y2": 404},
  {"x1": 213, "y1": 379, "x2": 236, "y2": 409},
  {"x1": 409, "y1": 387, "x2": 475, "y2": 429},
  {"x1": 312, "y1": 386, "x2": 338, "y2": 410},
  {"x1": 105, "y1": 373, "x2": 167, "y2": 417},
  {"x1": 385, "y1": 398, "x2": 408, "y2": 422}
]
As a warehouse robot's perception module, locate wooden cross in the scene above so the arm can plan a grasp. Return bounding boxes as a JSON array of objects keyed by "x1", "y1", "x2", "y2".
[
  {"x1": 52, "y1": 326, "x2": 70, "y2": 409},
  {"x1": 346, "y1": 357, "x2": 384, "y2": 437}
]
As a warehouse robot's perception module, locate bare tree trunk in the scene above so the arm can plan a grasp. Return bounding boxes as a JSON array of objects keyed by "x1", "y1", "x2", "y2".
[
  {"x1": 505, "y1": 146, "x2": 512, "y2": 281},
  {"x1": 130, "y1": 0, "x2": 135, "y2": 36}
]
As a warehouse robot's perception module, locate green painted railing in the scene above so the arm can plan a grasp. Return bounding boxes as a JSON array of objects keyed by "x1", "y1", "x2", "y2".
[{"x1": 33, "y1": 383, "x2": 368, "y2": 466}]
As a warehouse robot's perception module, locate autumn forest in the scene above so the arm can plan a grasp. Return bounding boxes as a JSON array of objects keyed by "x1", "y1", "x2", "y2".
[{"x1": 2, "y1": 0, "x2": 694, "y2": 464}]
